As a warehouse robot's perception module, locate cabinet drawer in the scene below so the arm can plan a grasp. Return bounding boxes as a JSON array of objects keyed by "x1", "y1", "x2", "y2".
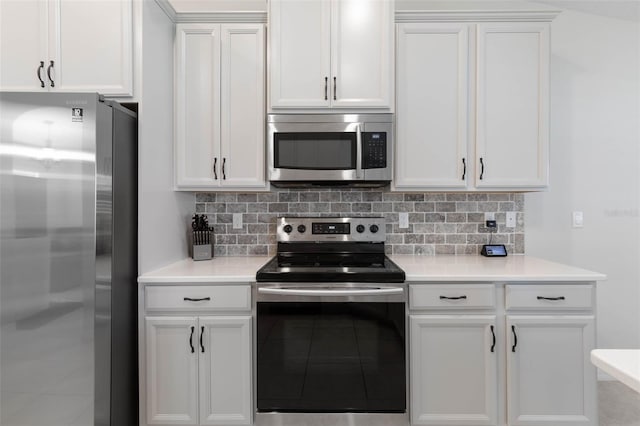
[
  {"x1": 145, "y1": 285, "x2": 251, "y2": 312},
  {"x1": 506, "y1": 284, "x2": 593, "y2": 310},
  {"x1": 410, "y1": 284, "x2": 495, "y2": 310}
]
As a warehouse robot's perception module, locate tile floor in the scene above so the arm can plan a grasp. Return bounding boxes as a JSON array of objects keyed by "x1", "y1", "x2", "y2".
[{"x1": 599, "y1": 380, "x2": 640, "y2": 426}]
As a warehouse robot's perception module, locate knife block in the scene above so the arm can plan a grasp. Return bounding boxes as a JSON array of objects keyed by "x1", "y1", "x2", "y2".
[{"x1": 189, "y1": 229, "x2": 214, "y2": 261}]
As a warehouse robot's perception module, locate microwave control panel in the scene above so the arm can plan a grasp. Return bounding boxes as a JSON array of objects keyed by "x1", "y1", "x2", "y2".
[{"x1": 362, "y1": 132, "x2": 387, "y2": 169}]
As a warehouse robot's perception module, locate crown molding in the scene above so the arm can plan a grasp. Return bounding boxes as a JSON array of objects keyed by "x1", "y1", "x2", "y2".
[
  {"x1": 154, "y1": 0, "x2": 178, "y2": 22},
  {"x1": 395, "y1": 10, "x2": 561, "y2": 23},
  {"x1": 174, "y1": 11, "x2": 267, "y2": 23}
]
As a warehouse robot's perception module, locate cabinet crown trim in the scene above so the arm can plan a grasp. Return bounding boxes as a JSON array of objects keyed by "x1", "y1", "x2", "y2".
[{"x1": 395, "y1": 10, "x2": 560, "y2": 22}]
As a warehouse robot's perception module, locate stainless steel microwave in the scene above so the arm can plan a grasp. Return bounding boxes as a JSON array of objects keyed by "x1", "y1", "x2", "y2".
[{"x1": 267, "y1": 114, "x2": 393, "y2": 187}]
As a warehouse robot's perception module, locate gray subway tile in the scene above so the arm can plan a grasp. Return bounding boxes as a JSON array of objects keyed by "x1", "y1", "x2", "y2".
[
  {"x1": 404, "y1": 193, "x2": 424, "y2": 201},
  {"x1": 196, "y1": 193, "x2": 216, "y2": 202}
]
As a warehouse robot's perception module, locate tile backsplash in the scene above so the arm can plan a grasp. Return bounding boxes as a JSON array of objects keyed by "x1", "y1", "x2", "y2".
[{"x1": 195, "y1": 189, "x2": 524, "y2": 257}]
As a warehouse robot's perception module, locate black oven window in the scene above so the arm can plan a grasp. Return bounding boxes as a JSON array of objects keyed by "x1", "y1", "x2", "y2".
[
  {"x1": 257, "y1": 302, "x2": 406, "y2": 413},
  {"x1": 274, "y1": 132, "x2": 356, "y2": 170}
]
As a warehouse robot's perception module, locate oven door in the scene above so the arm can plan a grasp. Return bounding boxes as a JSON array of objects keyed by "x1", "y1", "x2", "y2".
[
  {"x1": 256, "y1": 283, "x2": 407, "y2": 414},
  {"x1": 267, "y1": 121, "x2": 363, "y2": 182}
]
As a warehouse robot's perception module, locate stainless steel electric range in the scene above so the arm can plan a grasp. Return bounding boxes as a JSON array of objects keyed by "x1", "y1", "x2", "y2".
[{"x1": 255, "y1": 217, "x2": 407, "y2": 426}]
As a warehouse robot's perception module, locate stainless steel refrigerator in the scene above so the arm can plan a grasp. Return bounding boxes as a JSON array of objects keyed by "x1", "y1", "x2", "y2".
[{"x1": 0, "y1": 92, "x2": 137, "y2": 426}]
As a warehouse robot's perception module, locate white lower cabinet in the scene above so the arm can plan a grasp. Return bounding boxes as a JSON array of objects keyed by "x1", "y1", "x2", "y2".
[
  {"x1": 141, "y1": 285, "x2": 252, "y2": 426},
  {"x1": 506, "y1": 316, "x2": 596, "y2": 425},
  {"x1": 410, "y1": 315, "x2": 498, "y2": 425}
]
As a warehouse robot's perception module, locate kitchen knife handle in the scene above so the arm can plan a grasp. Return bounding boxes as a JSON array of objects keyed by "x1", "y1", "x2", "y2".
[
  {"x1": 511, "y1": 325, "x2": 518, "y2": 352},
  {"x1": 184, "y1": 297, "x2": 211, "y2": 302},
  {"x1": 213, "y1": 157, "x2": 218, "y2": 180},
  {"x1": 189, "y1": 326, "x2": 195, "y2": 353},
  {"x1": 222, "y1": 158, "x2": 226, "y2": 180},
  {"x1": 479, "y1": 157, "x2": 485, "y2": 180},
  {"x1": 46, "y1": 60, "x2": 55, "y2": 87},
  {"x1": 462, "y1": 158, "x2": 466, "y2": 180},
  {"x1": 333, "y1": 77, "x2": 337, "y2": 101},
  {"x1": 490, "y1": 325, "x2": 496, "y2": 352},
  {"x1": 200, "y1": 326, "x2": 205, "y2": 353},
  {"x1": 37, "y1": 61, "x2": 45, "y2": 88},
  {"x1": 324, "y1": 77, "x2": 328, "y2": 100}
]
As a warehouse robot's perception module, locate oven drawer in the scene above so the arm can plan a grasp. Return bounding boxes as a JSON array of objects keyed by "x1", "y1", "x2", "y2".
[
  {"x1": 506, "y1": 284, "x2": 594, "y2": 311},
  {"x1": 145, "y1": 285, "x2": 251, "y2": 312},
  {"x1": 410, "y1": 284, "x2": 495, "y2": 310}
]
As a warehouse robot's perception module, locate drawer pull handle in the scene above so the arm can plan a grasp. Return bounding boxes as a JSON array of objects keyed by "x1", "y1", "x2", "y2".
[
  {"x1": 490, "y1": 325, "x2": 496, "y2": 353},
  {"x1": 200, "y1": 326, "x2": 205, "y2": 353},
  {"x1": 189, "y1": 326, "x2": 195, "y2": 353},
  {"x1": 511, "y1": 325, "x2": 518, "y2": 352},
  {"x1": 439, "y1": 295, "x2": 467, "y2": 300},
  {"x1": 537, "y1": 296, "x2": 565, "y2": 301},
  {"x1": 184, "y1": 297, "x2": 211, "y2": 302}
]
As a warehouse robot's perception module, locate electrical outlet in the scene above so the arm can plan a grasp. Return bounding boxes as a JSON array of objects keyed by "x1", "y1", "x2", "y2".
[
  {"x1": 572, "y1": 211, "x2": 584, "y2": 228},
  {"x1": 506, "y1": 211, "x2": 516, "y2": 228},
  {"x1": 399, "y1": 212, "x2": 409, "y2": 229},
  {"x1": 484, "y1": 212, "x2": 495, "y2": 221},
  {"x1": 233, "y1": 213, "x2": 243, "y2": 229}
]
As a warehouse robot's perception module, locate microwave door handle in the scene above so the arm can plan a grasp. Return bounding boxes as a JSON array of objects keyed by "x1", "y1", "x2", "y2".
[{"x1": 356, "y1": 124, "x2": 363, "y2": 179}]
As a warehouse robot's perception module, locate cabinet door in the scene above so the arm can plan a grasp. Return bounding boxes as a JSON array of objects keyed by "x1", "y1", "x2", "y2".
[
  {"x1": 50, "y1": 0, "x2": 132, "y2": 96},
  {"x1": 0, "y1": 0, "x2": 48, "y2": 91},
  {"x1": 475, "y1": 23, "x2": 549, "y2": 189},
  {"x1": 410, "y1": 315, "x2": 498, "y2": 425},
  {"x1": 331, "y1": 0, "x2": 393, "y2": 108},
  {"x1": 220, "y1": 24, "x2": 266, "y2": 189},
  {"x1": 395, "y1": 23, "x2": 469, "y2": 189},
  {"x1": 199, "y1": 316, "x2": 252, "y2": 425},
  {"x1": 145, "y1": 317, "x2": 198, "y2": 425},
  {"x1": 269, "y1": 0, "x2": 331, "y2": 108},
  {"x1": 175, "y1": 23, "x2": 221, "y2": 189},
  {"x1": 506, "y1": 316, "x2": 596, "y2": 425}
]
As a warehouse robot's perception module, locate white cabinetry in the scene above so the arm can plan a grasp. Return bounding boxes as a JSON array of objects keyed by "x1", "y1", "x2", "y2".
[
  {"x1": 410, "y1": 284, "x2": 498, "y2": 425},
  {"x1": 0, "y1": 0, "x2": 132, "y2": 96},
  {"x1": 141, "y1": 285, "x2": 252, "y2": 426},
  {"x1": 395, "y1": 14, "x2": 554, "y2": 191},
  {"x1": 505, "y1": 285, "x2": 596, "y2": 425},
  {"x1": 175, "y1": 23, "x2": 266, "y2": 190},
  {"x1": 269, "y1": 0, "x2": 393, "y2": 110}
]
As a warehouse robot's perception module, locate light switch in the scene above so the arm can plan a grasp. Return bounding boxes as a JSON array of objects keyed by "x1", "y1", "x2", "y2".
[
  {"x1": 399, "y1": 212, "x2": 409, "y2": 229},
  {"x1": 233, "y1": 213, "x2": 243, "y2": 229},
  {"x1": 572, "y1": 211, "x2": 584, "y2": 228}
]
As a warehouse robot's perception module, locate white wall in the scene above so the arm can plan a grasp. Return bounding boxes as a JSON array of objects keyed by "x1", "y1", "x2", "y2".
[
  {"x1": 138, "y1": 0, "x2": 193, "y2": 273},
  {"x1": 526, "y1": 1, "x2": 640, "y2": 350}
]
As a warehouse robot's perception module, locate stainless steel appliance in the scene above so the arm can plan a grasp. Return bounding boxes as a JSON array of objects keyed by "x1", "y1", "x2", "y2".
[
  {"x1": 267, "y1": 114, "x2": 393, "y2": 187},
  {"x1": 0, "y1": 92, "x2": 137, "y2": 426},
  {"x1": 255, "y1": 217, "x2": 407, "y2": 426}
]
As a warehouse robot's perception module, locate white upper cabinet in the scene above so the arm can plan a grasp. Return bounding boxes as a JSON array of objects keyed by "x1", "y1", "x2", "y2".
[
  {"x1": 0, "y1": 0, "x2": 132, "y2": 96},
  {"x1": 175, "y1": 23, "x2": 266, "y2": 191},
  {"x1": 395, "y1": 15, "x2": 554, "y2": 192},
  {"x1": 269, "y1": 0, "x2": 394, "y2": 110},
  {"x1": 475, "y1": 23, "x2": 549, "y2": 189},
  {"x1": 395, "y1": 23, "x2": 470, "y2": 189}
]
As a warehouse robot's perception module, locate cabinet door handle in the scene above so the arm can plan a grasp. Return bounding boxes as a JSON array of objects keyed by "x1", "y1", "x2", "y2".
[
  {"x1": 183, "y1": 297, "x2": 211, "y2": 302},
  {"x1": 324, "y1": 77, "x2": 328, "y2": 100},
  {"x1": 200, "y1": 326, "x2": 205, "y2": 353},
  {"x1": 511, "y1": 325, "x2": 518, "y2": 352},
  {"x1": 333, "y1": 76, "x2": 337, "y2": 101},
  {"x1": 439, "y1": 295, "x2": 467, "y2": 300},
  {"x1": 213, "y1": 157, "x2": 218, "y2": 180},
  {"x1": 479, "y1": 157, "x2": 485, "y2": 180},
  {"x1": 537, "y1": 296, "x2": 565, "y2": 301},
  {"x1": 37, "y1": 61, "x2": 45, "y2": 88},
  {"x1": 490, "y1": 325, "x2": 496, "y2": 353},
  {"x1": 222, "y1": 158, "x2": 226, "y2": 180},
  {"x1": 461, "y1": 158, "x2": 466, "y2": 180},
  {"x1": 189, "y1": 326, "x2": 195, "y2": 353},
  {"x1": 46, "y1": 60, "x2": 55, "y2": 87}
]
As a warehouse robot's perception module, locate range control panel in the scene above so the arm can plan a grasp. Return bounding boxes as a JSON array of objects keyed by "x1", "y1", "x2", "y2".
[{"x1": 278, "y1": 217, "x2": 386, "y2": 243}]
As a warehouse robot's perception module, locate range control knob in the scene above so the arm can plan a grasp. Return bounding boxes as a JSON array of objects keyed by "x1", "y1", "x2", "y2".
[
  {"x1": 297, "y1": 224, "x2": 306, "y2": 233},
  {"x1": 369, "y1": 224, "x2": 379, "y2": 233},
  {"x1": 283, "y1": 224, "x2": 293, "y2": 234},
  {"x1": 356, "y1": 224, "x2": 365, "y2": 233}
]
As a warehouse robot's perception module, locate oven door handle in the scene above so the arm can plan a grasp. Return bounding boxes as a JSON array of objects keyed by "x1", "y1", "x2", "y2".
[
  {"x1": 356, "y1": 124, "x2": 363, "y2": 179},
  {"x1": 258, "y1": 287, "x2": 404, "y2": 297}
]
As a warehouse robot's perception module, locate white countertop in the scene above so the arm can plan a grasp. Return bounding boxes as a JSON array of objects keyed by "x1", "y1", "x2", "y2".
[
  {"x1": 138, "y1": 254, "x2": 605, "y2": 284},
  {"x1": 591, "y1": 349, "x2": 640, "y2": 393}
]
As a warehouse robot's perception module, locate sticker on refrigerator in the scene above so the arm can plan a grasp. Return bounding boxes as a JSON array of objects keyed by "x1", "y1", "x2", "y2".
[{"x1": 71, "y1": 108, "x2": 83, "y2": 122}]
